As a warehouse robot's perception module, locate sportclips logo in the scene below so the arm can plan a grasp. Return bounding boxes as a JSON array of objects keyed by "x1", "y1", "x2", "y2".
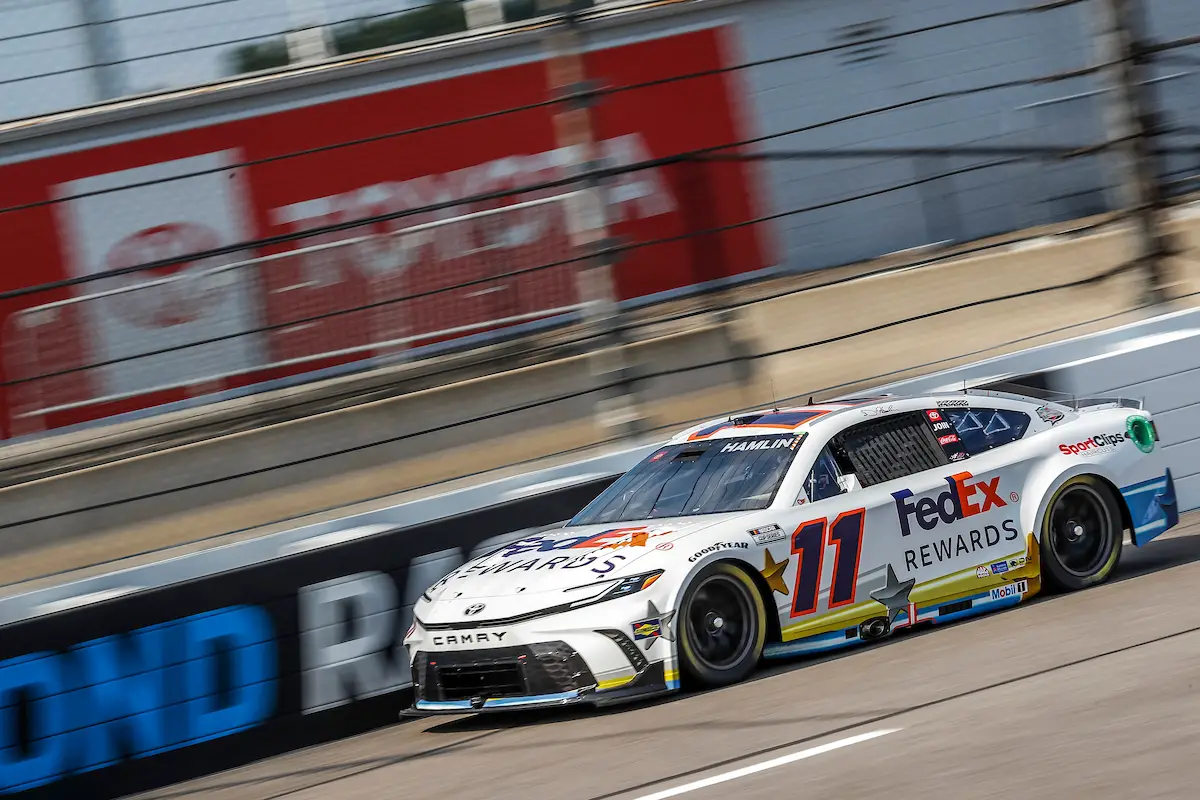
[
  {"x1": 893, "y1": 472, "x2": 1008, "y2": 537},
  {"x1": 1059, "y1": 432, "x2": 1127, "y2": 456}
]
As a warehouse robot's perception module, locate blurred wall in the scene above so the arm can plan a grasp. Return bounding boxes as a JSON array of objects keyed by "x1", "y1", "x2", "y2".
[{"x1": 0, "y1": 0, "x2": 1198, "y2": 439}]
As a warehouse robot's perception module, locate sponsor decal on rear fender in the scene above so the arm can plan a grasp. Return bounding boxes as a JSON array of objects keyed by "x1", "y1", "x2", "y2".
[{"x1": 1058, "y1": 431, "x2": 1128, "y2": 456}]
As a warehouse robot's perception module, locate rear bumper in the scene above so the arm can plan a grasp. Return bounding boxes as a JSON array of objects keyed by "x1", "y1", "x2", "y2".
[{"x1": 1121, "y1": 468, "x2": 1179, "y2": 547}]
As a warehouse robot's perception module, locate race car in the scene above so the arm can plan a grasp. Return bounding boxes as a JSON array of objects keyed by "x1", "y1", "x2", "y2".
[{"x1": 403, "y1": 390, "x2": 1178, "y2": 713}]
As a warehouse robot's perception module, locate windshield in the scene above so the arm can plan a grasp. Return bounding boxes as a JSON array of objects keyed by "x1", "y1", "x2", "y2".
[{"x1": 568, "y1": 433, "x2": 805, "y2": 525}]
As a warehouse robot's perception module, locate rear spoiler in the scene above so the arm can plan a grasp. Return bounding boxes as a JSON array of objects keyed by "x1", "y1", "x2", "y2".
[{"x1": 937, "y1": 382, "x2": 1146, "y2": 412}]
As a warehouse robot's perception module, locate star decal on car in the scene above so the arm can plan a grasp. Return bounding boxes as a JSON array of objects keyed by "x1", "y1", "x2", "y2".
[
  {"x1": 761, "y1": 550, "x2": 790, "y2": 595},
  {"x1": 632, "y1": 600, "x2": 676, "y2": 651},
  {"x1": 869, "y1": 564, "x2": 916, "y2": 624}
]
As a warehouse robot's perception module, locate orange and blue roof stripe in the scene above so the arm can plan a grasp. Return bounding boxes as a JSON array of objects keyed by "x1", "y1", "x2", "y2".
[{"x1": 686, "y1": 409, "x2": 834, "y2": 441}]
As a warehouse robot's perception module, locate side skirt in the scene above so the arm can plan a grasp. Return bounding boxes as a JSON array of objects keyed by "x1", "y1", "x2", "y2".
[{"x1": 764, "y1": 575, "x2": 1040, "y2": 661}]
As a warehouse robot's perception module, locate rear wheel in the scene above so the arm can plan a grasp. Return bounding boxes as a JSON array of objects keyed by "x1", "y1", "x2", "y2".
[
  {"x1": 678, "y1": 562, "x2": 766, "y2": 688},
  {"x1": 1039, "y1": 475, "x2": 1124, "y2": 592}
]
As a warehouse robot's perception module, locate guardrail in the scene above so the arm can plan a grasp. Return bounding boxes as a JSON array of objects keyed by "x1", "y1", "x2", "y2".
[{"x1": 4, "y1": 303, "x2": 1200, "y2": 798}]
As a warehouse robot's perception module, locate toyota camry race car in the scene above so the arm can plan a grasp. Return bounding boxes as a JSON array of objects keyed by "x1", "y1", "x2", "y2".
[{"x1": 403, "y1": 390, "x2": 1178, "y2": 713}]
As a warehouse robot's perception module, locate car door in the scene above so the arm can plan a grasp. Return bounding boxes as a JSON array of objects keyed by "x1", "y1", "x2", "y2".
[{"x1": 771, "y1": 405, "x2": 1035, "y2": 646}]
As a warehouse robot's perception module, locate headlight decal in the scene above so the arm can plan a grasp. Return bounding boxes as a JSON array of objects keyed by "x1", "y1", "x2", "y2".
[{"x1": 415, "y1": 570, "x2": 666, "y2": 630}]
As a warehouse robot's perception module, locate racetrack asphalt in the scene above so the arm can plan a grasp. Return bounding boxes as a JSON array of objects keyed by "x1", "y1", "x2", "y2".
[{"x1": 135, "y1": 512, "x2": 1200, "y2": 800}]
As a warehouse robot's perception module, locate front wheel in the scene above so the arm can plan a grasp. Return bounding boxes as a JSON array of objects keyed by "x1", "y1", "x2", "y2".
[
  {"x1": 677, "y1": 562, "x2": 766, "y2": 689},
  {"x1": 1039, "y1": 475, "x2": 1124, "y2": 592}
]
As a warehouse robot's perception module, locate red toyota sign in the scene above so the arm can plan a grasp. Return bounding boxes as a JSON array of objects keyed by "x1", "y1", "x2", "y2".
[{"x1": 0, "y1": 25, "x2": 774, "y2": 438}]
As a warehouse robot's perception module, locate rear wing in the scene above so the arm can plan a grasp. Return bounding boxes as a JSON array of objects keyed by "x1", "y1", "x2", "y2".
[{"x1": 937, "y1": 383, "x2": 1146, "y2": 412}]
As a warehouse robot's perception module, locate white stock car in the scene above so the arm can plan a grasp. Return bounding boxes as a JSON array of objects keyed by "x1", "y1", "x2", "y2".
[{"x1": 403, "y1": 390, "x2": 1178, "y2": 713}]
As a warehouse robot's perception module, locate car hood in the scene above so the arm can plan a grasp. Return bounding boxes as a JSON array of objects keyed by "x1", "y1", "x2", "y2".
[{"x1": 418, "y1": 513, "x2": 757, "y2": 616}]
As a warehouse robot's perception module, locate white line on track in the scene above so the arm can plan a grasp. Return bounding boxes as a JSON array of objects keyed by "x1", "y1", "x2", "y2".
[{"x1": 629, "y1": 728, "x2": 901, "y2": 800}]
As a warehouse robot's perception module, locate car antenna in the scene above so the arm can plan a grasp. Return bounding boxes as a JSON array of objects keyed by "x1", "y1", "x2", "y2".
[{"x1": 768, "y1": 378, "x2": 780, "y2": 412}]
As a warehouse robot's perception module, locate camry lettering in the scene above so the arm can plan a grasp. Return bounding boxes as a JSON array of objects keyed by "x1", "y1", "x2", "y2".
[
  {"x1": 432, "y1": 632, "x2": 507, "y2": 646},
  {"x1": 892, "y1": 472, "x2": 1008, "y2": 538}
]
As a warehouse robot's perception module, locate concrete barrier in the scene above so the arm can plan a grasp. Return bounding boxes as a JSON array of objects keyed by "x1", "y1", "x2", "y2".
[{"x1": 0, "y1": 320, "x2": 750, "y2": 552}]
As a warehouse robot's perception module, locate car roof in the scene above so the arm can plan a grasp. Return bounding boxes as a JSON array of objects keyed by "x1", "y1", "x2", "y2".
[
  {"x1": 668, "y1": 390, "x2": 1046, "y2": 444},
  {"x1": 668, "y1": 396, "x2": 898, "y2": 443}
]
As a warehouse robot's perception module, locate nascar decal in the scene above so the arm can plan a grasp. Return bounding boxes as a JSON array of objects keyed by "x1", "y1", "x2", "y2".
[
  {"x1": 749, "y1": 524, "x2": 786, "y2": 545},
  {"x1": 892, "y1": 472, "x2": 1020, "y2": 570}
]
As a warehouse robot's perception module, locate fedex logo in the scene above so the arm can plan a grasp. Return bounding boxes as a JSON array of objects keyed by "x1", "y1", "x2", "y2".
[{"x1": 893, "y1": 472, "x2": 1008, "y2": 537}]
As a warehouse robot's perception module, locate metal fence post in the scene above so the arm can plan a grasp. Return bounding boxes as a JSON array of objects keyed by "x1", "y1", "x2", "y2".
[
  {"x1": 539, "y1": 0, "x2": 644, "y2": 439},
  {"x1": 1092, "y1": 0, "x2": 1175, "y2": 305}
]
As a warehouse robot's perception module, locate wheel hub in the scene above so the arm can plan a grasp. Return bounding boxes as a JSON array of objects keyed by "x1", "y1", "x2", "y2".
[
  {"x1": 1049, "y1": 485, "x2": 1115, "y2": 578},
  {"x1": 685, "y1": 574, "x2": 756, "y2": 672}
]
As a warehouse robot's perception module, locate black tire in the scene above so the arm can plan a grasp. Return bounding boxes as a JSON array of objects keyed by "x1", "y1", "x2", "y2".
[
  {"x1": 1039, "y1": 475, "x2": 1124, "y2": 592},
  {"x1": 677, "y1": 562, "x2": 766, "y2": 689}
]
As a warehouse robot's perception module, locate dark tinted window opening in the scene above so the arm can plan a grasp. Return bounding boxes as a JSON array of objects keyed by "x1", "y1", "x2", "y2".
[
  {"x1": 569, "y1": 434, "x2": 806, "y2": 525},
  {"x1": 805, "y1": 447, "x2": 847, "y2": 503},
  {"x1": 834, "y1": 412, "x2": 950, "y2": 487},
  {"x1": 945, "y1": 408, "x2": 1031, "y2": 455}
]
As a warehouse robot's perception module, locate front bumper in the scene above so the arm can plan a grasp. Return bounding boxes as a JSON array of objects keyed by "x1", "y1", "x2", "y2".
[
  {"x1": 404, "y1": 640, "x2": 677, "y2": 714},
  {"x1": 403, "y1": 597, "x2": 681, "y2": 714}
]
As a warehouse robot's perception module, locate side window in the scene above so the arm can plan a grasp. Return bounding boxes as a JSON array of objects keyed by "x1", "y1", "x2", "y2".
[
  {"x1": 834, "y1": 411, "x2": 950, "y2": 487},
  {"x1": 804, "y1": 448, "x2": 846, "y2": 503},
  {"x1": 945, "y1": 408, "x2": 1031, "y2": 455}
]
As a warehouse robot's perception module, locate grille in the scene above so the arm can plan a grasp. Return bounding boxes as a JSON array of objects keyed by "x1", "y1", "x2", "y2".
[
  {"x1": 436, "y1": 662, "x2": 525, "y2": 701},
  {"x1": 414, "y1": 642, "x2": 596, "y2": 704}
]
